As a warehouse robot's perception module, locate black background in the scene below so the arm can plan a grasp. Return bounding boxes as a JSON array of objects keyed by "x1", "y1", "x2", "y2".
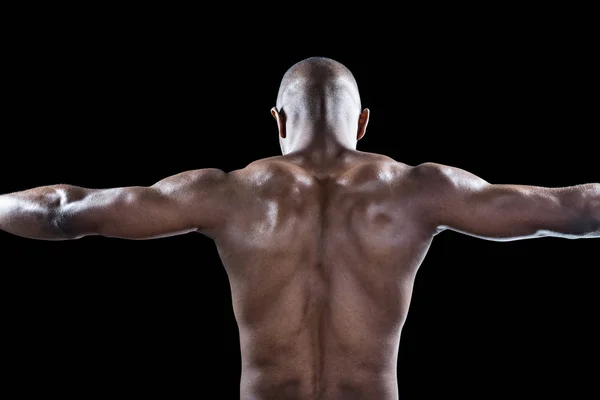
[{"x1": 2, "y1": 8, "x2": 598, "y2": 399}]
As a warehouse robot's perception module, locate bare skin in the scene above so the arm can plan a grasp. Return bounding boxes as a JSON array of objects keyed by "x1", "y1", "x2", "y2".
[{"x1": 1, "y1": 57, "x2": 599, "y2": 399}]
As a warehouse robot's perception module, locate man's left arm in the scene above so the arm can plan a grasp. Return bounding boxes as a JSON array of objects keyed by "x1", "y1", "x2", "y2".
[
  {"x1": 0, "y1": 168, "x2": 230, "y2": 241},
  {"x1": 413, "y1": 162, "x2": 600, "y2": 240}
]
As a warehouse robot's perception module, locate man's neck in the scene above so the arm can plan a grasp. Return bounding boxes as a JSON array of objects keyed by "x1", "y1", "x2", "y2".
[{"x1": 283, "y1": 124, "x2": 357, "y2": 166}]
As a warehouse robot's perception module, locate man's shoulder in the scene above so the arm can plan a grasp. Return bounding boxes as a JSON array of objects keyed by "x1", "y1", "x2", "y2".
[
  {"x1": 346, "y1": 158, "x2": 463, "y2": 194},
  {"x1": 226, "y1": 156, "x2": 312, "y2": 194},
  {"x1": 406, "y1": 162, "x2": 452, "y2": 179},
  {"x1": 230, "y1": 155, "x2": 300, "y2": 177},
  {"x1": 405, "y1": 162, "x2": 472, "y2": 188}
]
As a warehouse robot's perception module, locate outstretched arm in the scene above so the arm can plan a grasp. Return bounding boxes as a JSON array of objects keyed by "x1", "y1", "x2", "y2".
[
  {"x1": 0, "y1": 168, "x2": 230, "y2": 240},
  {"x1": 413, "y1": 163, "x2": 599, "y2": 240}
]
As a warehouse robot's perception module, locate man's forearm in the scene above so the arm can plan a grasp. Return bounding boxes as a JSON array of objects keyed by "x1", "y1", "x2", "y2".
[{"x1": 0, "y1": 185, "x2": 73, "y2": 240}]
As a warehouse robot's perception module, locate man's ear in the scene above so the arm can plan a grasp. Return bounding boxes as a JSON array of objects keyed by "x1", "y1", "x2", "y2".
[
  {"x1": 357, "y1": 108, "x2": 370, "y2": 140},
  {"x1": 271, "y1": 107, "x2": 286, "y2": 139}
]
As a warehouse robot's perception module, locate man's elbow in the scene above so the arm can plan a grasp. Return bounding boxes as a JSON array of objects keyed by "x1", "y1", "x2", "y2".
[
  {"x1": 47, "y1": 209, "x2": 79, "y2": 240},
  {"x1": 50, "y1": 203, "x2": 93, "y2": 240},
  {"x1": 567, "y1": 216, "x2": 600, "y2": 238},
  {"x1": 586, "y1": 183, "x2": 600, "y2": 237},
  {"x1": 49, "y1": 185, "x2": 97, "y2": 240},
  {"x1": 569, "y1": 183, "x2": 600, "y2": 238}
]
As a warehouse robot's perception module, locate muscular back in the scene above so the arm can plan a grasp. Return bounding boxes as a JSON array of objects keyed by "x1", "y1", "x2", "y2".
[{"x1": 216, "y1": 152, "x2": 435, "y2": 399}]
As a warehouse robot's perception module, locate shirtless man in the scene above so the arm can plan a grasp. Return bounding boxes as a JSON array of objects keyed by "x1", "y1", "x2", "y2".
[{"x1": 1, "y1": 56, "x2": 598, "y2": 400}]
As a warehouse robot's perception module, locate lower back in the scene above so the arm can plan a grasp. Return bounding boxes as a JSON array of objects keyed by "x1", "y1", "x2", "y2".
[{"x1": 240, "y1": 364, "x2": 400, "y2": 400}]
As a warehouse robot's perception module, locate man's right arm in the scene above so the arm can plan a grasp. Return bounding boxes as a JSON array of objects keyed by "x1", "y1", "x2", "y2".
[
  {"x1": 0, "y1": 168, "x2": 231, "y2": 241},
  {"x1": 411, "y1": 162, "x2": 600, "y2": 241}
]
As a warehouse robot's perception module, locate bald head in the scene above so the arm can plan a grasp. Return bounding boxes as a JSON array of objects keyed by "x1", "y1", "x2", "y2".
[
  {"x1": 275, "y1": 57, "x2": 362, "y2": 122},
  {"x1": 272, "y1": 57, "x2": 370, "y2": 155}
]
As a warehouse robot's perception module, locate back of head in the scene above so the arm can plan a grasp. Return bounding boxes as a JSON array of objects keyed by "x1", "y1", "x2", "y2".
[{"x1": 276, "y1": 57, "x2": 362, "y2": 125}]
